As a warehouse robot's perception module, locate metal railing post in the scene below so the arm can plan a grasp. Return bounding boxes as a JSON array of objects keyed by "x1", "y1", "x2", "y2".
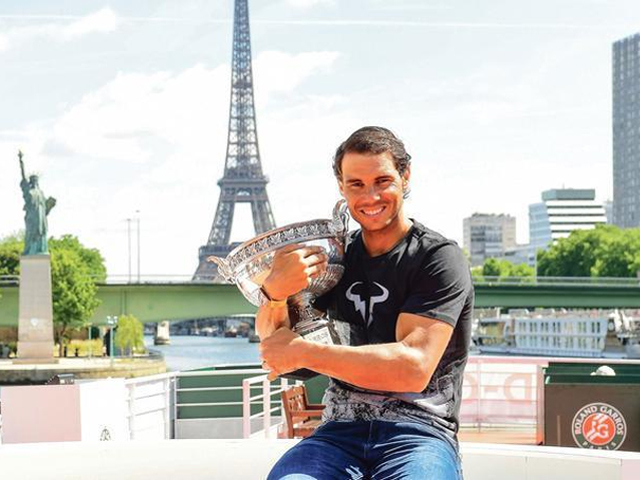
[
  {"x1": 242, "y1": 378, "x2": 251, "y2": 439},
  {"x1": 263, "y1": 377, "x2": 271, "y2": 438},
  {"x1": 128, "y1": 383, "x2": 136, "y2": 440},
  {"x1": 164, "y1": 376, "x2": 171, "y2": 439}
]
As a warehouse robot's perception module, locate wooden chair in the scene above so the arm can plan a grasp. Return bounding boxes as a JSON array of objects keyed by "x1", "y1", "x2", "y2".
[{"x1": 281, "y1": 385, "x2": 325, "y2": 438}]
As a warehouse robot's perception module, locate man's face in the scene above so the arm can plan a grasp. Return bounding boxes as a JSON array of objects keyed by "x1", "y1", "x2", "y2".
[{"x1": 338, "y1": 151, "x2": 409, "y2": 233}]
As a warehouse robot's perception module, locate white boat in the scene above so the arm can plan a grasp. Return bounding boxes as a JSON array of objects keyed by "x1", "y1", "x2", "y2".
[{"x1": 472, "y1": 309, "x2": 640, "y2": 358}]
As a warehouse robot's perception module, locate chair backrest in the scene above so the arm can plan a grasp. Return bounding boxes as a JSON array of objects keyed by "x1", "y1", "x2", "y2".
[{"x1": 282, "y1": 385, "x2": 307, "y2": 437}]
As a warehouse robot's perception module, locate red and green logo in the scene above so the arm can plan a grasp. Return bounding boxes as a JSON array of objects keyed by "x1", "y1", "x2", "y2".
[{"x1": 572, "y1": 402, "x2": 626, "y2": 450}]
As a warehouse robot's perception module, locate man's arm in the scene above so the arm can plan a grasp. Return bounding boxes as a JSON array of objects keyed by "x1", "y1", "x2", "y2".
[
  {"x1": 255, "y1": 243, "x2": 328, "y2": 340},
  {"x1": 255, "y1": 303, "x2": 290, "y2": 339},
  {"x1": 260, "y1": 313, "x2": 453, "y2": 392}
]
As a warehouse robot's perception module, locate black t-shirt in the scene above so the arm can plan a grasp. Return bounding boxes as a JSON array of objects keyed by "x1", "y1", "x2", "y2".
[{"x1": 314, "y1": 220, "x2": 474, "y2": 441}]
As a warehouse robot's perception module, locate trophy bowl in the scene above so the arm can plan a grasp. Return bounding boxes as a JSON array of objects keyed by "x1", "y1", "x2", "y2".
[{"x1": 208, "y1": 201, "x2": 349, "y2": 379}]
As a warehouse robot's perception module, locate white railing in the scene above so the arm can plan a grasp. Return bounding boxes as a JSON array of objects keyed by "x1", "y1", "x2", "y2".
[
  {"x1": 241, "y1": 375, "x2": 297, "y2": 439},
  {"x1": 461, "y1": 356, "x2": 541, "y2": 429},
  {"x1": 461, "y1": 355, "x2": 640, "y2": 430},
  {"x1": 125, "y1": 372, "x2": 176, "y2": 440},
  {"x1": 124, "y1": 368, "x2": 268, "y2": 440}
]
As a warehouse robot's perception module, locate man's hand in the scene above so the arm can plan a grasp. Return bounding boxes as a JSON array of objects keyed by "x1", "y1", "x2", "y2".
[
  {"x1": 262, "y1": 244, "x2": 328, "y2": 301},
  {"x1": 259, "y1": 327, "x2": 306, "y2": 380}
]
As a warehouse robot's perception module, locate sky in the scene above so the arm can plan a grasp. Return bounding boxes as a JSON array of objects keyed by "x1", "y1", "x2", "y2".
[{"x1": 1, "y1": 0, "x2": 639, "y2": 278}]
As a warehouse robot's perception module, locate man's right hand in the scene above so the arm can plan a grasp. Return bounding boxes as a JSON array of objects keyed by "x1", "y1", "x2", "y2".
[{"x1": 261, "y1": 244, "x2": 328, "y2": 301}]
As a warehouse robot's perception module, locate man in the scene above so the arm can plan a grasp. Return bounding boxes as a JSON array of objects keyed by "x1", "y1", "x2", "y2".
[{"x1": 258, "y1": 126, "x2": 473, "y2": 479}]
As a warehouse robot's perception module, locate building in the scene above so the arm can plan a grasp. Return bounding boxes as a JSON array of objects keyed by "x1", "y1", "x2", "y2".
[
  {"x1": 604, "y1": 199, "x2": 614, "y2": 224},
  {"x1": 529, "y1": 189, "x2": 607, "y2": 254},
  {"x1": 613, "y1": 33, "x2": 640, "y2": 227},
  {"x1": 463, "y1": 213, "x2": 516, "y2": 267}
]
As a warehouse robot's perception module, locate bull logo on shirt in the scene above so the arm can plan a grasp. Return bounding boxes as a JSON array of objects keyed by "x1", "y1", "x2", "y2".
[{"x1": 345, "y1": 281, "x2": 389, "y2": 326}]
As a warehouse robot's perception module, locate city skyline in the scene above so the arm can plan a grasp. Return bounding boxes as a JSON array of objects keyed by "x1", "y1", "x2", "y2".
[{"x1": 0, "y1": 0, "x2": 638, "y2": 276}]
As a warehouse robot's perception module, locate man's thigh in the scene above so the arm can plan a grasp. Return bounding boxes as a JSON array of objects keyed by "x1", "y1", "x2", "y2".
[
  {"x1": 268, "y1": 423, "x2": 367, "y2": 480},
  {"x1": 369, "y1": 422, "x2": 462, "y2": 480}
]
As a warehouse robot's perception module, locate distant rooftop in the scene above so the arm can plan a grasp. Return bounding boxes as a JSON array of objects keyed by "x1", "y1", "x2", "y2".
[{"x1": 541, "y1": 189, "x2": 595, "y2": 201}]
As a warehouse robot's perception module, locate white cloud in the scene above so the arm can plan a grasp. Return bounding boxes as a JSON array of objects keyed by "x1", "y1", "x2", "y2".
[
  {"x1": 285, "y1": 0, "x2": 336, "y2": 8},
  {"x1": 253, "y1": 51, "x2": 340, "y2": 103},
  {"x1": 0, "y1": 7, "x2": 118, "y2": 52},
  {"x1": 59, "y1": 7, "x2": 118, "y2": 40}
]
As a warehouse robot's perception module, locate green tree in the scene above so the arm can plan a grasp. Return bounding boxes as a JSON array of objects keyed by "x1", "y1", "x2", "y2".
[
  {"x1": 470, "y1": 265, "x2": 484, "y2": 282},
  {"x1": 115, "y1": 314, "x2": 145, "y2": 356},
  {"x1": 0, "y1": 233, "x2": 23, "y2": 276},
  {"x1": 49, "y1": 235, "x2": 107, "y2": 282},
  {"x1": 51, "y1": 247, "x2": 102, "y2": 355},
  {"x1": 537, "y1": 225, "x2": 640, "y2": 277},
  {"x1": 0, "y1": 234, "x2": 106, "y2": 355},
  {"x1": 480, "y1": 257, "x2": 534, "y2": 282}
]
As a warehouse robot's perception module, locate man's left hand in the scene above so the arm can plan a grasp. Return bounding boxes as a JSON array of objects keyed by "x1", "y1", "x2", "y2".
[{"x1": 259, "y1": 327, "x2": 305, "y2": 380}]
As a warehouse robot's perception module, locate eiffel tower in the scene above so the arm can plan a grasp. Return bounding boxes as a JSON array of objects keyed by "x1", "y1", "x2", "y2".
[{"x1": 194, "y1": 0, "x2": 276, "y2": 281}]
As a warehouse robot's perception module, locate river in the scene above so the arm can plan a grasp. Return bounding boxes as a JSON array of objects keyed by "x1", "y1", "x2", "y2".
[{"x1": 143, "y1": 335, "x2": 261, "y2": 372}]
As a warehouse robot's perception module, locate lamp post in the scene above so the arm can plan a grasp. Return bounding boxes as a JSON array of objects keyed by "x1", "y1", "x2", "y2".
[
  {"x1": 88, "y1": 323, "x2": 92, "y2": 360},
  {"x1": 106, "y1": 316, "x2": 118, "y2": 367},
  {"x1": 126, "y1": 218, "x2": 132, "y2": 283},
  {"x1": 136, "y1": 210, "x2": 141, "y2": 282}
]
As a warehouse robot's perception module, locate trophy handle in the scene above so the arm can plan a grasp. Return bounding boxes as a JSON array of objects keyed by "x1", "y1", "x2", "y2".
[
  {"x1": 332, "y1": 199, "x2": 349, "y2": 234},
  {"x1": 206, "y1": 256, "x2": 234, "y2": 282}
]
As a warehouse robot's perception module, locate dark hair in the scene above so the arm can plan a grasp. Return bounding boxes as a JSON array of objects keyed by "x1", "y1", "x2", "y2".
[{"x1": 332, "y1": 126, "x2": 412, "y2": 180}]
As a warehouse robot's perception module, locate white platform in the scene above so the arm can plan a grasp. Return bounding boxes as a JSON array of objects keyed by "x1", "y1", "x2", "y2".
[{"x1": 0, "y1": 439, "x2": 638, "y2": 480}]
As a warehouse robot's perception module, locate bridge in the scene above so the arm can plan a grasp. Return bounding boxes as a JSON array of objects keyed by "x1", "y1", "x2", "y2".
[{"x1": 1, "y1": 276, "x2": 639, "y2": 327}]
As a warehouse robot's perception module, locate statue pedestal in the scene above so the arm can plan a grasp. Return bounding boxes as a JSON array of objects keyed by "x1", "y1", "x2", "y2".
[{"x1": 16, "y1": 255, "x2": 57, "y2": 363}]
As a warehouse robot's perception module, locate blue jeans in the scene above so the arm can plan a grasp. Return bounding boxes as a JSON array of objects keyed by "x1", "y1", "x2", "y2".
[{"x1": 268, "y1": 420, "x2": 462, "y2": 480}]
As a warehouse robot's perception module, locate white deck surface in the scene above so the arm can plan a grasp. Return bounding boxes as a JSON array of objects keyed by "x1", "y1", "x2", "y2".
[{"x1": 1, "y1": 439, "x2": 639, "y2": 480}]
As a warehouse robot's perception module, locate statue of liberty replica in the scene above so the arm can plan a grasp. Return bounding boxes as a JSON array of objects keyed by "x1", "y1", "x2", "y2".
[
  {"x1": 15, "y1": 150, "x2": 57, "y2": 363},
  {"x1": 19, "y1": 151, "x2": 56, "y2": 255}
]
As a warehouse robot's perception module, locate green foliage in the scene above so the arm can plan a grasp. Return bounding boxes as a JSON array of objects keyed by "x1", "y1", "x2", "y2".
[
  {"x1": 0, "y1": 232, "x2": 23, "y2": 276},
  {"x1": 537, "y1": 225, "x2": 640, "y2": 277},
  {"x1": 481, "y1": 257, "x2": 535, "y2": 281},
  {"x1": 51, "y1": 247, "x2": 102, "y2": 354},
  {"x1": 470, "y1": 265, "x2": 484, "y2": 281},
  {"x1": 49, "y1": 235, "x2": 107, "y2": 282},
  {"x1": 115, "y1": 314, "x2": 145, "y2": 356}
]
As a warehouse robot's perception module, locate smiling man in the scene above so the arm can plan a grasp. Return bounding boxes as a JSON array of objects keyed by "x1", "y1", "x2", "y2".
[{"x1": 257, "y1": 126, "x2": 473, "y2": 480}]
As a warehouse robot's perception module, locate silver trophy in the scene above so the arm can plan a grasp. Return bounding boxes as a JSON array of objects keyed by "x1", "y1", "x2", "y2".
[{"x1": 208, "y1": 200, "x2": 349, "y2": 379}]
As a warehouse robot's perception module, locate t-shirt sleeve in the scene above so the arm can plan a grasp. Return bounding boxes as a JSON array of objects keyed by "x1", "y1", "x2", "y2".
[{"x1": 401, "y1": 243, "x2": 473, "y2": 327}]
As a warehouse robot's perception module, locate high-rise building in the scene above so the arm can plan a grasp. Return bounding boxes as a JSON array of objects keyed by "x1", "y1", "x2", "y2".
[
  {"x1": 463, "y1": 213, "x2": 516, "y2": 267},
  {"x1": 613, "y1": 33, "x2": 640, "y2": 227},
  {"x1": 529, "y1": 189, "x2": 607, "y2": 254}
]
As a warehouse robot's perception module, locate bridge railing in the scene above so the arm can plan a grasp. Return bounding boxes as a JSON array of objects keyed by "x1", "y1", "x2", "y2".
[
  {"x1": 473, "y1": 276, "x2": 640, "y2": 287},
  {"x1": 2, "y1": 274, "x2": 638, "y2": 287}
]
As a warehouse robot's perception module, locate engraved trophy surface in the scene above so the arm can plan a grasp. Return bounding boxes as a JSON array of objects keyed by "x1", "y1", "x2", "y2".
[{"x1": 208, "y1": 200, "x2": 349, "y2": 379}]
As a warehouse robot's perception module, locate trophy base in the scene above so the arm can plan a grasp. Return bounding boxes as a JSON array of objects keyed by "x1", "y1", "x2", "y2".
[
  {"x1": 279, "y1": 317, "x2": 341, "y2": 381},
  {"x1": 281, "y1": 368, "x2": 320, "y2": 381}
]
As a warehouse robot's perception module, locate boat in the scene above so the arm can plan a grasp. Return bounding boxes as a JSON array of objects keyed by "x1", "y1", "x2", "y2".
[{"x1": 472, "y1": 309, "x2": 640, "y2": 358}]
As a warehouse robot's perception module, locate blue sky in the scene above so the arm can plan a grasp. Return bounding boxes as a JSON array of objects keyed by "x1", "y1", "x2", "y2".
[{"x1": 1, "y1": 0, "x2": 639, "y2": 277}]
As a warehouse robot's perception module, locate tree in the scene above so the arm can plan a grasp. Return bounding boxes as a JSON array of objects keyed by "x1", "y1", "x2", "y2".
[
  {"x1": 0, "y1": 234, "x2": 106, "y2": 355},
  {"x1": 115, "y1": 314, "x2": 145, "y2": 356},
  {"x1": 50, "y1": 247, "x2": 102, "y2": 355},
  {"x1": 480, "y1": 257, "x2": 534, "y2": 282},
  {"x1": 537, "y1": 225, "x2": 640, "y2": 277},
  {"x1": 49, "y1": 235, "x2": 107, "y2": 282},
  {"x1": 0, "y1": 233, "x2": 23, "y2": 276}
]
